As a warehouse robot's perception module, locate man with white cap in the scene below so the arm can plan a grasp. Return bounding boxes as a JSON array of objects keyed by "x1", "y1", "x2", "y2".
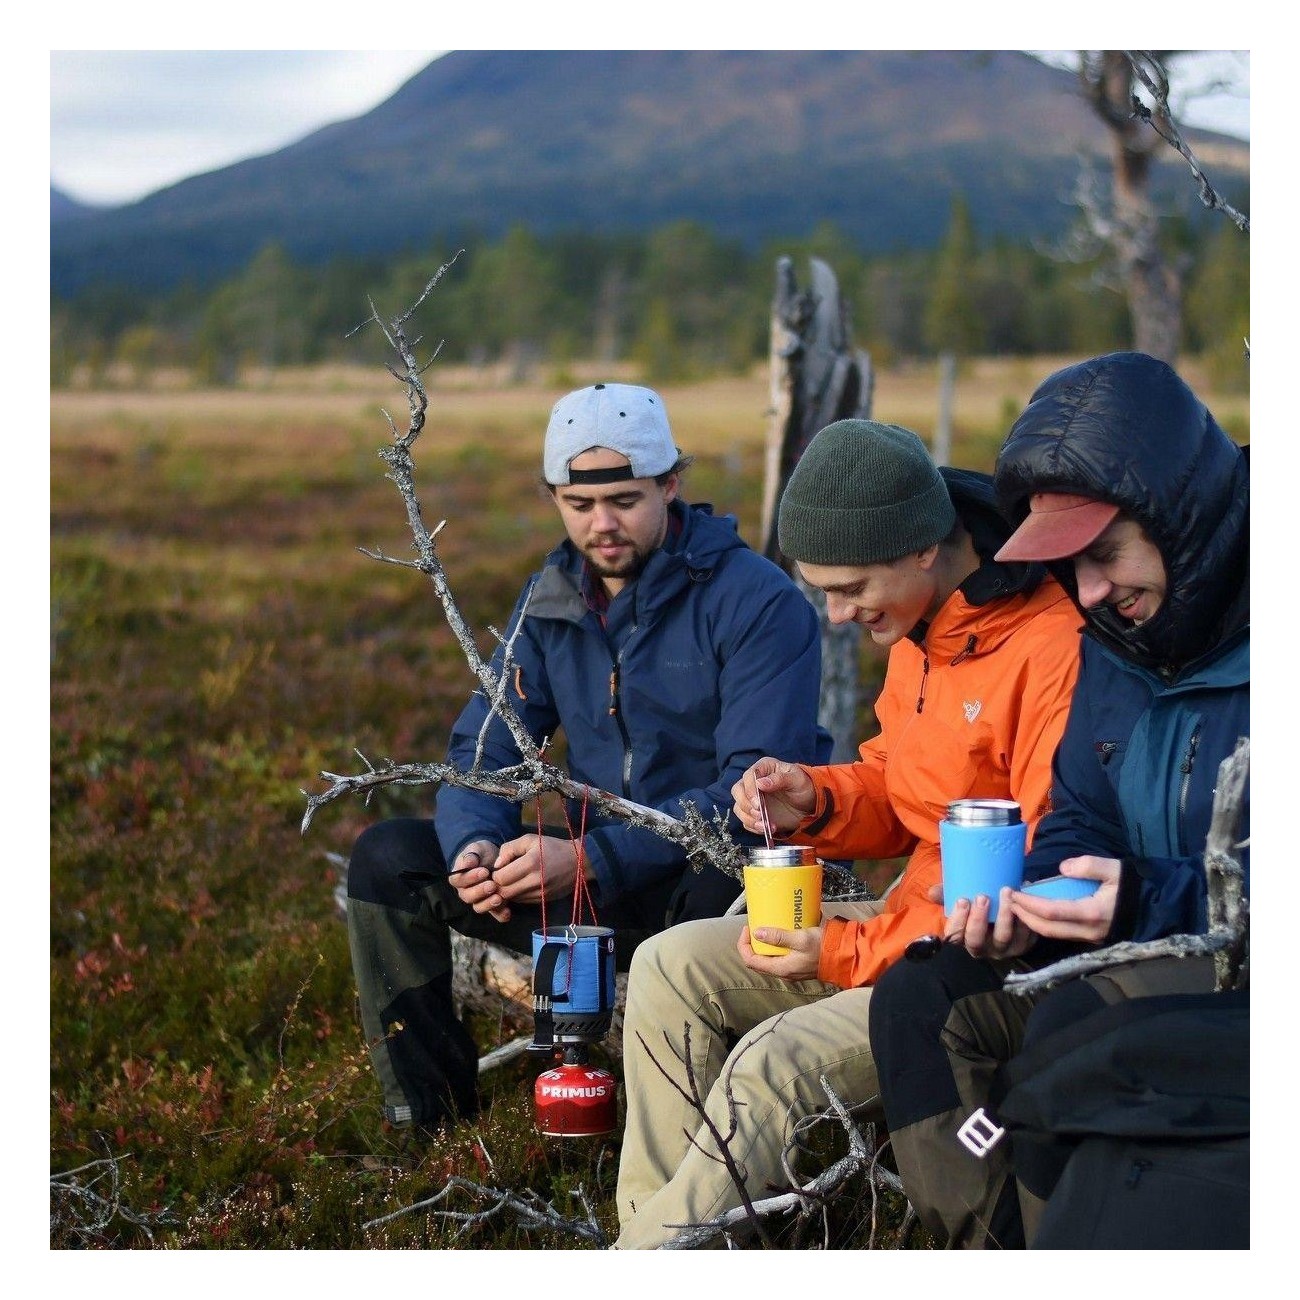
[{"x1": 345, "y1": 382, "x2": 833, "y2": 1134}]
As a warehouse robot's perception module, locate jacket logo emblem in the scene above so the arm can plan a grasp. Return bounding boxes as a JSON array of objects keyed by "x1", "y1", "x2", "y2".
[{"x1": 963, "y1": 700, "x2": 983, "y2": 723}]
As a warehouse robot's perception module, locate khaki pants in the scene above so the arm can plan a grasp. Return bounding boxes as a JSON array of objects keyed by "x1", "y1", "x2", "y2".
[{"x1": 614, "y1": 903, "x2": 885, "y2": 1249}]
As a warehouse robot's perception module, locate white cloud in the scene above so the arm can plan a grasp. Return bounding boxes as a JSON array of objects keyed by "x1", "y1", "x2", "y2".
[{"x1": 50, "y1": 50, "x2": 440, "y2": 205}]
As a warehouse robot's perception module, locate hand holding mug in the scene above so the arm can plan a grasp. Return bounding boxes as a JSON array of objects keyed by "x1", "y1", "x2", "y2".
[{"x1": 738, "y1": 922, "x2": 823, "y2": 981}]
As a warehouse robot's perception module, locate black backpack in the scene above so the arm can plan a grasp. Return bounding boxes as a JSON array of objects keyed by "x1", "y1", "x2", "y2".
[{"x1": 993, "y1": 988, "x2": 1249, "y2": 1250}]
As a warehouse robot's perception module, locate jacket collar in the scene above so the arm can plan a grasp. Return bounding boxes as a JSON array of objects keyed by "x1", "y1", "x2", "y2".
[{"x1": 527, "y1": 499, "x2": 744, "y2": 625}]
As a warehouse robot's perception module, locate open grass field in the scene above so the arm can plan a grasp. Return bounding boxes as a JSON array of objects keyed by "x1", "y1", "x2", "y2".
[{"x1": 49, "y1": 355, "x2": 1249, "y2": 1251}]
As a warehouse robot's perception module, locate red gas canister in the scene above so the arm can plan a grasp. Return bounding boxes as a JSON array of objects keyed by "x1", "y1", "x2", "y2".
[{"x1": 534, "y1": 1060, "x2": 618, "y2": 1137}]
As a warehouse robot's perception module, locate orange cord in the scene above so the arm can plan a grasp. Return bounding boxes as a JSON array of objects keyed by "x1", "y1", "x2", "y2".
[{"x1": 535, "y1": 786, "x2": 598, "y2": 999}]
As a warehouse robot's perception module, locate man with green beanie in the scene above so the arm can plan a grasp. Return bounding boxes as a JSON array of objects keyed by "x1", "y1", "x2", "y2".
[{"x1": 613, "y1": 418, "x2": 1082, "y2": 1249}]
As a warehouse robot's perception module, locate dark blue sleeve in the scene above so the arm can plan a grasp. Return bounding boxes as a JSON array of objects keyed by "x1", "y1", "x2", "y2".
[
  {"x1": 433, "y1": 579, "x2": 561, "y2": 868},
  {"x1": 1118, "y1": 854, "x2": 1210, "y2": 940},
  {"x1": 1022, "y1": 655, "x2": 1132, "y2": 881},
  {"x1": 1024, "y1": 647, "x2": 1245, "y2": 941}
]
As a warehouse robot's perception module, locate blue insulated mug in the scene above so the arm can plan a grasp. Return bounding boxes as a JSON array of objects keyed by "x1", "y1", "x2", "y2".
[
  {"x1": 530, "y1": 925, "x2": 617, "y2": 1049},
  {"x1": 939, "y1": 799, "x2": 1027, "y2": 921}
]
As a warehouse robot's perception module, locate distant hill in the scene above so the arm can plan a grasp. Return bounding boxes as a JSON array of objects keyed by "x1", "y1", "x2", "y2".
[
  {"x1": 51, "y1": 185, "x2": 104, "y2": 224},
  {"x1": 50, "y1": 50, "x2": 1249, "y2": 297}
]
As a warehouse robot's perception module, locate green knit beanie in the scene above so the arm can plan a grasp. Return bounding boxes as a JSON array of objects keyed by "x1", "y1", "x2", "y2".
[{"x1": 777, "y1": 419, "x2": 956, "y2": 566}]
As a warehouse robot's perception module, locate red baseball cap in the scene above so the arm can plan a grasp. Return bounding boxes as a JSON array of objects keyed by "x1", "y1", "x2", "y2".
[{"x1": 994, "y1": 493, "x2": 1121, "y2": 562}]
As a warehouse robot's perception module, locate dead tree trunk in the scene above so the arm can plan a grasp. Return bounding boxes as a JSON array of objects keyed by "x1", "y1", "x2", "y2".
[
  {"x1": 763, "y1": 256, "x2": 875, "y2": 763},
  {"x1": 1078, "y1": 51, "x2": 1185, "y2": 364}
]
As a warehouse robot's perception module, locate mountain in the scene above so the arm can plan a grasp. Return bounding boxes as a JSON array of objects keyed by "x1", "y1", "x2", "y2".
[
  {"x1": 51, "y1": 185, "x2": 104, "y2": 224},
  {"x1": 50, "y1": 50, "x2": 1250, "y2": 298}
]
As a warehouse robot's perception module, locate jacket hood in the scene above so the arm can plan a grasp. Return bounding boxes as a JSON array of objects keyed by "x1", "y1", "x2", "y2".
[
  {"x1": 993, "y1": 352, "x2": 1248, "y2": 673},
  {"x1": 941, "y1": 465, "x2": 1047, "y2": 606}
]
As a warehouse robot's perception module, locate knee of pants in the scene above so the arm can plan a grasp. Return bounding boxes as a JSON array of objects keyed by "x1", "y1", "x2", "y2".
[
  {"x1": 347, "y1": 818, "x2": 443, "y2": 910},
  {"x1": 625, "y1": 917, "x2": 739, "y2": 1012},
  {"x1": 720, "y1": 1018, "x2": 792, "y2": 1097},
  {"x1": 625, "y1": 925, "x2": 674, "y2": 998}
]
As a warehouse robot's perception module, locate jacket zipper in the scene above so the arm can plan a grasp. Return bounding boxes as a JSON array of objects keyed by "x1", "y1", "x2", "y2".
[
  {"x1": 1177, "y1": 723, "x2": 1202, "y2": 853},
  {"x1": 916, "y1": 635, "x2": 976, "y2": 712},
  {"x1": 606, "y1": 632, "x2": 637, "y2": 798}
]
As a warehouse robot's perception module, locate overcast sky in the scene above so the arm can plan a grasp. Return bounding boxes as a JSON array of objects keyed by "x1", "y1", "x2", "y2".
[{"x1": 49, "y1": 47, "x2": 1250, "y2": 208}]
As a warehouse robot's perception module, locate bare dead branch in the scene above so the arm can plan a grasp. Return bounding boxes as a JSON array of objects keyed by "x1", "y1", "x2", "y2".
[
  {"x1": 1125, "y1": 52, "x2": 1250, "y2": 233},
  {"x1": 637, "y1": 1020, "x2": 778, "y2": 1246},
  {"x1": 50, "y1": 1145, "x2": 178, "y2": 1246},
  {"x1": 305, "y1": 268, "x2": 749, "y2": 882},
  {"x1": 635, "y1": 1020, "x2": 902, "y2": 1249},
  {"x1": 658, "y1": 1074, "x2": 902, "y2": 1250}
]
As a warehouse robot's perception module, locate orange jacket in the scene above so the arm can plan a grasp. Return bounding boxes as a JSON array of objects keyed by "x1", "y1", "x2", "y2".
[{"x1": 808, "y1": 574, "x2": 1081, "y2": 988}]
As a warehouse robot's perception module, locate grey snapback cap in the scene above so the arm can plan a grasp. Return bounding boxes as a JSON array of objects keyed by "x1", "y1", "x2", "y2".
[{"x1": 544, "y1": 383, "x2": 677, "y2": 485}]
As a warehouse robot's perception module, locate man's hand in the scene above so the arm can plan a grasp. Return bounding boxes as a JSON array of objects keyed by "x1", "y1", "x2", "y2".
[
  {"x1": 1006, "y1": 855, "x2": 1121, "y2": 944},
  {"x1": 447, "y1": 842, "x2": 506, "y2": 925},
  {"x1": 937, "y1": 884, "x2": 1037, "y2": 961},
  {"x1": 447, "y1": 840, "x2": 507, "y2": 921},
  {"x1": 731, "y1": 757, "x2": 816, "y2": 836},
  {"x1": 485, "y1": 834, "x2": 588, "y2": 918},
  {"x1": 737, "y1": 922, "x2": 823, "y2": 981}
]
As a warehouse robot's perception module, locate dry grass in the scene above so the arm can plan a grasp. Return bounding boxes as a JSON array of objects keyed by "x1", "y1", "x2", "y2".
[{"x1": 55, "y1": 351, "x2": 1248, "y2": 456}]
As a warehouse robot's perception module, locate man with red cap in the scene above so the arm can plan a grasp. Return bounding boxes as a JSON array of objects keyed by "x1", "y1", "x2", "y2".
[{"x1": 867, "y1": 351, "x2": 1249, "y2": 1249}]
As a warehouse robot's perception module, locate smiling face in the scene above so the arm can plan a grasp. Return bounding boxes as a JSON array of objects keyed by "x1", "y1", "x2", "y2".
[
  {"x1": 1071, "y1": 515, "x2": 1168, "y2": 626},
  {"x1": 796, "y1": 547, "x2": 941, "y2": 648},
  {"x1": 550, "y1": 447, "x2": 678, "y2": 596}
]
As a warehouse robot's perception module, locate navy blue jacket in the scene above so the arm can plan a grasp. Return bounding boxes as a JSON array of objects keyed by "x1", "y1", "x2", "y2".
[
  {"x1": 996, "y1": 353, "x2": 1249, "y2": 942},
  {"x1": 435, "y1": 499, "x2": 833, "y2": 904}
]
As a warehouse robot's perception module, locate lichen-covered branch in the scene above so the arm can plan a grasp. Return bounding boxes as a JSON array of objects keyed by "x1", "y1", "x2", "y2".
[
  {"x1": 304, "y1": 263, "x2": 748, "y2": 881},
  {"x1": 51, "y1": 1148, "x2": 178, "y2": 1246},
  {"x1": 303, "y1": 750, "x2": 746, "y2": 879},
  {"x1": 361, "y1": 1141, "x2": 609, "y2": 1246}
]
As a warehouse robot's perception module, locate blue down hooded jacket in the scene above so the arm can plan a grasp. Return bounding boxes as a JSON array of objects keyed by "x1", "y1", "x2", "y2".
[
  {"x1": 994, "y1": 352, "x2": 1249, "y2": 942},
  {"x1": 434, "y1": 498, "x2": 833, "y2": 905}
]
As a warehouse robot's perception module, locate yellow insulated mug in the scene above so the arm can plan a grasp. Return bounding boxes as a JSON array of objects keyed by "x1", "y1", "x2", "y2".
[{"x1": 743, "y1": 845, "x2": 823, "y2": 956}]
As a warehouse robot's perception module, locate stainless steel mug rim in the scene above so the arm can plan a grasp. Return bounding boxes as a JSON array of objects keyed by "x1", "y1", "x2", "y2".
[
  {"x1": 944, "y1": 798, "x2": 1022, "y2": 826},
  {"x1": 746, "y1": 845, "x2": 818, "y2": 866},
  {"x1": 532, "y1": 925, "x2": 617, "y2": 941}
]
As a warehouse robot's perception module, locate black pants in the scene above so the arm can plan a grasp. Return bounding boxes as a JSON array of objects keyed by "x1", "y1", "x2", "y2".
[
  {"x1": 346, "y1": 817, "x2": 741, "y2": 1126},
  {"x1": 869, "y1": 944, "x2": 1220, "y2": 1248}
]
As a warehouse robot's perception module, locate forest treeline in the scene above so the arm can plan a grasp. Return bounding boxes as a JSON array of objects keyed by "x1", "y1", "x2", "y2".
[{"x1": 50, "y1": 197, "x2": 1249, "y2": 390}]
